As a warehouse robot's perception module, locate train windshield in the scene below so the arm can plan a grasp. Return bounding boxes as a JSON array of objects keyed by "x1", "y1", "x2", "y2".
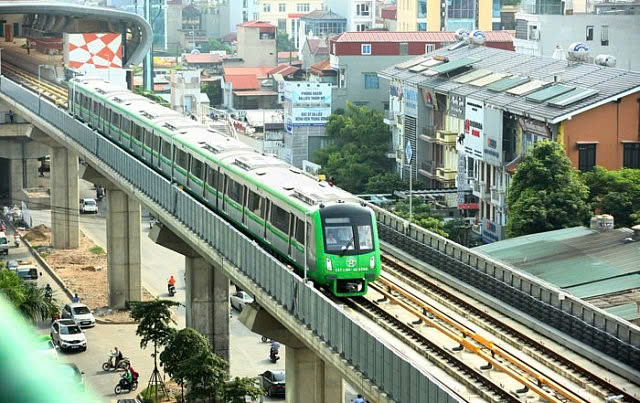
[{"x1": 322, "y1": 210, "x2": 374, "y2": 255}]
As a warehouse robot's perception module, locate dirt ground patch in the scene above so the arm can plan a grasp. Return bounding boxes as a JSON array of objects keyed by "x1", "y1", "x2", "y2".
[{"x1": 20, "y1": 225, "x2": 153, "y2": 321}]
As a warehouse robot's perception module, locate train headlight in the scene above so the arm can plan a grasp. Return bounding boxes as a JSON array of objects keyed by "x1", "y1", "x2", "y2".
[
  {"x1": 370, "y1": 256, "x2": 376, "y2": 269},
  {"x1": 326, "y1": 258, "x2": 333, "y2": 271}
]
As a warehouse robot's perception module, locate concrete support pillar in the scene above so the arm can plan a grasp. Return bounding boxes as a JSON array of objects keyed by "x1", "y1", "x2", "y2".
[
  {"x1": 106, "y1": 188, "x2": 142, "y2": 308},
  {"x1": 50, "y1": 146, "x2": 79, "y2": 249},
  {"x1": 285, "y1": 345, "x2": 345, "y2": 403},
  {"x1": 24, "y1": 157, "x2": 40, "y2": 189},
  {"x1": 8, "y1": 158, "x2": 24, "y2": 202},
  {"x1": 185, "y1": 257, "x2": 229, "y2": 362}
]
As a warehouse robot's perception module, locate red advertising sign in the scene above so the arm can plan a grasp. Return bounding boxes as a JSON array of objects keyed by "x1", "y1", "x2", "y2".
[{"x1": 458, "y1": 203, "x2": 479, "y2": 210}]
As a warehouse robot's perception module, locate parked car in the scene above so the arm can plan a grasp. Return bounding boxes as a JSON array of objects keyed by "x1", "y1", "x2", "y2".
[
  {"x1": 0, "y1": 231, "x2": 8, "y2": 256},
  {"x1": 57, "y1": 362, "x2": 85, "y2": 391},
  {"x1": 6, "y1": 259, "x2": 18, "y2": 271},
  {"x1": 16, "y1": 265, "x2": 40, "y2": 286},
  {"x1": 230, "y1": 291, "x2": 254, "y2": 312},
  {"x1": 36, "y1": 335, "x2": 58, "y2": 360},
  {"x1": 79, "y1": 198, "x2": 98, "y2": 214},
  {"x1": 50, "y1": 319, "x2": 87, "y2": 352},
  {"x1": 62, "y1": 303, "x2": 96, "y2": 328},
  {"x1": 260, "y1": 370, "x2": 285, "y2": 397}
]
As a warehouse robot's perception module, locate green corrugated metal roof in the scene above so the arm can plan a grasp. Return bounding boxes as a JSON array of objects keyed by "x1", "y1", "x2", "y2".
[
  {"x1": 429, "y1": 57, "x2": 478, "y2": 74},
  {"x1": 475, "y1": 227, "x2": 640, "y2": 290},
  {"x1": 566, "y1": 275, "x2": 640, "y2": 299},
  {"x1": 605, "y1": 303, "x2": 640, "y2": 321}
]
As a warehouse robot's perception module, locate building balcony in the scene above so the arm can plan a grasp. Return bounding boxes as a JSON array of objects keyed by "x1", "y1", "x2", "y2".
[
  {"x1": 384, "y1": 110, "x2": 400, "y2": 126},
  {"x1": 418, "y1": 161, "x2": 435, "y2": 178},
  {"x1": 436, "y1": 167, "x2": 456, "y2": 182},
  {"x1": 435, "y1": 129, "x2": 457, "y2": 145},
  {"x1": 490, "y1": 187, "x2": 505, "y2": 206},
  {"x1": 471, "y1": 180, "x2": 480, "y2": 194},
  {"x1": 419, "y1": 126, "x2": 435, "y2": 142}
]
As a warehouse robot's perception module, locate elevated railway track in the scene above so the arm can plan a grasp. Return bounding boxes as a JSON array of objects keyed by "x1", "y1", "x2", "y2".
[{"x1": 3, "y1": 59, "x2": 638, "y2": 402}]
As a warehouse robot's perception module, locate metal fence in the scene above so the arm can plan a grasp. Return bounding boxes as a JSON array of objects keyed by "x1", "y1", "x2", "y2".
[
  {"x1": 0, "y1": 77, "x2": 463, "y2": 403},
  {"x1": 370, "y1": 204, "x2": 640, "y2": 372}
]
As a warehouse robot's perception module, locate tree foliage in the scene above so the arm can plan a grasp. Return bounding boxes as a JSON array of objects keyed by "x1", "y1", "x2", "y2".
[
  {"x1": 160, "y1": 327, "x2": 265, "y2": 402},
  {"x1": 393, "y1": 198, "x2": 448, "y2": 237},
  {"x1": 582, "y1": 166, "x2": 640, "y2": 227},
  {"x1": 201, "y1": 38, "x2": 232, "y2": 54},
  {"x1": 506, "y1": 140, "x2": 590, "y2": 237},
  {"x1": 314, "y1": 103, "x2": 393, "y2": 194},
  {"x1": 444, "y1": 218, "x2": 472, "y2": 247},
  {"x1": 129, "y1": 299, "x2": 181, "y2": 350},
  {"x1": 0, "y1": 270, "x2": 58, "y2": 322},
  {"x1": 276, "y1": 31, "x2": 292, "y2": 51}
]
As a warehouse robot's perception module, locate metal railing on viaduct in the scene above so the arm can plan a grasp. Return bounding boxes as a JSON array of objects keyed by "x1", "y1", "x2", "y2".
[{"x1": 0, "y1": 77, "x2": 463, "y2": 402}]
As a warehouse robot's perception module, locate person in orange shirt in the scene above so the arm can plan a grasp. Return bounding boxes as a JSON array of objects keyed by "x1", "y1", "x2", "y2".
[{"x1": 168, "y1": 275, "x2": 176, "y2": 293}]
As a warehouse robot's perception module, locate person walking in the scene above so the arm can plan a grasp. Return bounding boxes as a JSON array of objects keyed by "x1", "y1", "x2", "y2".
[
  {"x1": 72, "y1": 293, "x2": 80, "y2": 303},
  {"x1": 353, "y1": 394, "x2": 366, "y2": 403}
]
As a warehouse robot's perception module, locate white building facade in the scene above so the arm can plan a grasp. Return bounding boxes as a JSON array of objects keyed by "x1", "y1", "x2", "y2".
[{"x1": 323, "y1": 0, "x2": 378, "y2": 31}]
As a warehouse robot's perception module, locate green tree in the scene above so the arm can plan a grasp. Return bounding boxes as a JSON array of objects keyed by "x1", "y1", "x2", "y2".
[
  {"x1": 314, "y1": 103, "x2": 393, "y2": 193},
  {"x1": 444, "y1": 218, "x2": 472, "y2": 247},
  {"x1": 183, "y1": 349, "x2": 228, "y2": 401},
  {"x1": 582, "y1": 166, "x2": 640, "y2": 228},
  {"x1": 223, "y1": 377, "x2": 264, "y2": 403},
  {"x1": 202, "y1": 82, "x2": 222, "y2": 106},
  {"x1": 0, "y1": 270, "x2": 58, "y2": 322},
  {"x1": 506, "y1": 140, "x2": 590, "y2": 237},
  {"x1": 276, "y1": 31, "x2": 292, "y2": 51},
  {"x1": 129, "y1": 299, "x2": 181, "y2": 401},
  {"x1": 202, "y1": 38, "x2": 232, "y2": 54},
  {"x1": 393, "y1": 198, "x2": 448, "y2": 237},
  {"x1": 160, "y1": 328, "x2": 210, "y2": 401},
  {"x1": 364, "y1": 172, "x2": 427, "y2": 194}
]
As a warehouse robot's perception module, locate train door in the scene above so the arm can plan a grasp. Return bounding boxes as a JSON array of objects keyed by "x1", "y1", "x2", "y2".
[
  {"x1": 264, "y1": 200, "x2": 270, "y2": 240},
  {"x1": 241, "y1": 185, "x2": 248, "y2": 226}
]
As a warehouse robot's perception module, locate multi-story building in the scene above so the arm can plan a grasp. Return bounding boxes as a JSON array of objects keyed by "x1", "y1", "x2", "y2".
[
  {"x1": 380, "y1": 4, "x2": 397, "y2": 31},
  {"x1": 379, "y1": 45, "x2": 640, "y2": 243},
  {"x1": 201, "y1": 0, "x2": 260, "y2": 38},
  {"x1": 257, "y1": 0, "x2": 323, "y2": 43},
  {"x1": 237, "y1": 20, "x2": 278, "y2": 67},
  {"x1": 328, "y1": 31, "x2": 514, "y2": 112},
  {"x1": 396, "y1": 0, "x2": 494, "y2": 32},
  {"x1": 324, "y1": 0, "x2": 378, "y2": 31},
  {"x1": 514, "y1": 10, "x2": 640, "y2": 70},
  {"x1": 298, "y1": 9, "x2": 347, "y2": 53}
]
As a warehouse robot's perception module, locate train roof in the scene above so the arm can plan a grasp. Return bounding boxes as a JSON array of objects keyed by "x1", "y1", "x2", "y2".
[{"x1": 72, "y1": 77, "x2": 362, "y2": 212}]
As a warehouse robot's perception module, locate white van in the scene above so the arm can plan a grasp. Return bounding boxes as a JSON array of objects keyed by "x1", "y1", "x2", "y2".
[
  {"x1": 16, "y1": 265, "x2": 40, "y2": 286},
  {"x1": 0, "y1": 232, "x2": 8, "y2": 256}
]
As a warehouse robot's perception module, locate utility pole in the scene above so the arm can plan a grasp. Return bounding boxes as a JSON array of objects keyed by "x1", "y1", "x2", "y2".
[{"x1": 143, "y1": 0, "x2": 153, "y2": 91}]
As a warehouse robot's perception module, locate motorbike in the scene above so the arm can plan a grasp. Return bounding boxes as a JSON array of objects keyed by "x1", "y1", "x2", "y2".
[
  {"x1": 114, "y1": 373, "x2": 138, "y2": 395},
  {"x1": 14, "y1": 235, "x2": 20, "y2": 247},
  {"x1": 269, "y1": 342, "x2": 280, "y2": 363},
  {"x1": 168, "y1": 284, "x2": 176, "y2": 297},
  {"x1": 102, "y1": 355, "x2": 131, "y2": 371},
  {"x1": 261, "y1": 336, "x2": 271, "y2": 343},
  {"x1": 44, "y1": 288, "x2": 53, "y2": 300}
]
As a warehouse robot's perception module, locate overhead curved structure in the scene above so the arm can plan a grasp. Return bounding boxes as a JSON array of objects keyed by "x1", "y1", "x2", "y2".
[{"x1": 0, "y1": 2, "x2": 152, "y2": 67}]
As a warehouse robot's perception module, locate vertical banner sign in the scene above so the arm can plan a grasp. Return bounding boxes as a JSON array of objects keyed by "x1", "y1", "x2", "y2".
[
  {"x1": 403, "y1": 85, "x2": 418, "y2": 117},
  {"x1": 483, "y1": 107, "x2": 503, "y2": 166},
  {"x1": 463, "y1": 98, "x2": 484, "y2": 159}
]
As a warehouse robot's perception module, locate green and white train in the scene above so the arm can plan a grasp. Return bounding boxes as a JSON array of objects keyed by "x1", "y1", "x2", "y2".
[{"x1": 69, "y1": 78, "x2": 381, "y2": 297}]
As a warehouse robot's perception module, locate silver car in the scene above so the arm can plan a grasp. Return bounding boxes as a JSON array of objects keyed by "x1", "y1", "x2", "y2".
[
  {"x1": 62, "y1": 303, "x2": 96, "y2": 328},
  {"x1": 230, "y1": 291, "x2": 254, "y2": 312},
  {"x1": 50, "y1": 319, "x2": 87, "y2": 352}
]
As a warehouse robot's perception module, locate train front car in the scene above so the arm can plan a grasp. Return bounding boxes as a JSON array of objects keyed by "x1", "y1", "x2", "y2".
[{"x1": 316, "y1": 202, "x2": 381, "y2": 297}]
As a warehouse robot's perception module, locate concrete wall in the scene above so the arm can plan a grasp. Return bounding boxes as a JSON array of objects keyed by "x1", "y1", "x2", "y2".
[
  {"x1": 563, "y1": 92, "x2": 640, "y2": 170},
  {"x1": 237, "y1": 26, "x2": 277, "y2": 67},
  {"x1": 333, "y1": 54, "x2": 416, "y2": 112},
  {"x1": 166, "y1": 4, "x2": 182, "y2": 54},
  {"x1": 514, "y1": 13, "x2": 640, "y2": 71}
]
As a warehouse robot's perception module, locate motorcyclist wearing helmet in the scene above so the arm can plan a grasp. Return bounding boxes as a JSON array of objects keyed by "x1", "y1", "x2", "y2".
[{"x1": 111, "y1": 347, "x2": 123, "y2": 368}]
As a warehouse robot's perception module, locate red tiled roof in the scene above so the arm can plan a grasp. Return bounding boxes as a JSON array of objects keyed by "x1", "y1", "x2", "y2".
[
  {"x1": 183, "y1": 53, "x2": 223, "y2": 64},
  {"x1": 332, "y1": 31, "x2": 515, "y2": 43},
  {"x1": 238, "y1": 20, "x2": 276, "y2": 29},
  {"x1": 310, "y1": 58, "x2": 334, "y2": 76},
  {"x1": 278, "y1": 51, "x2": 299, "y2": 59},
  {"x1": 287, "y1": 13, "x2": 306, "y2": 18},
  {"x1": 233, "y1": 90, "x2": 278, "y2": 96},
  {"x1": 267, "y1": 64, "x2": 300, "y2": 77},
  {"x1": 223, "y1": 66, "x2": 274, "y2": 79},
  {"x1": 154, "y1": 83, "x2": 170, "y2": 92},
  {"x1": 381, "y1": 5, "x2": 397, "y2": 20},
  {"x1": 306, "y1": 38, "x2": 329, "y2": 55},
  {"x1": 224, "y1": 74, "x2": 259, "y2": 90}
]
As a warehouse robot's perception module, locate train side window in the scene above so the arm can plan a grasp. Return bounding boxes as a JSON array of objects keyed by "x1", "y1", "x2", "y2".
[
  {"x1": 247, "y1": 191, "x2": 263, "y2": 217},
  {"x1": 161, "y1": 140, "x2": 172, "y2": 160},
  {"x1": 143, "y1": 129, "x2": 152, "y2": 148},
  {"x1": 295, "y1": 218, "x2": 305, "y2": 245},
  {"x1": 93, "y1": 101, "x2": 98, "y2": 113},
  {"x1": 175, "y1": 148, "x2": 188, "y2": 170},
  {"x1": 82, "y1": 95, "x2": 89, "y2": 110},
  {"x1": 227, "y1": 178, "x2": 243, "y2": 204},
  {"x1": 191, "y1": 157, "x2": 203, "y2": 180},
  {"x1": 206, "y1": 166, "x2": 217, "y2": 189},
  {"x1": 122, "y1": 118, "x2": 131, "y2": 134},
  {"x1": 111, "y1": 112, "x2": 120, "y2": 128},
  {"x1": 132, "y1": 124, "x2": 142, "y2": 141},
  {"x1": 152, "y1": 134, "x2": 161, "y2": 152},
  {"x1": 105, "y1": 108, "x2": 111, "y2": 123},
  {"x1": 270, "y1": 204, "x2": 290, "y2": 234}
]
